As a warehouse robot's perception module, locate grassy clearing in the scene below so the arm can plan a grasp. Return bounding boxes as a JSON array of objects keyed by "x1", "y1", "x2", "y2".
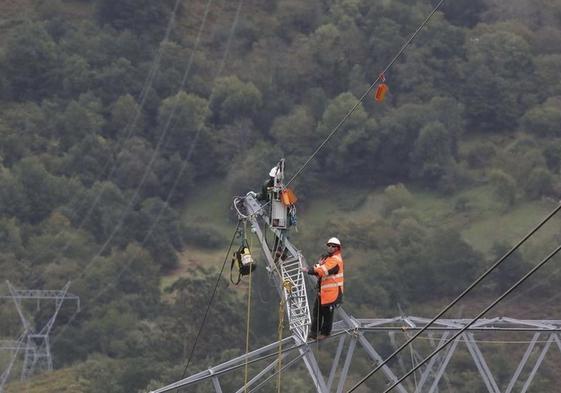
[
  {"x1": 461, "y1": 198, "x2": 561, "y2": 254},
  {"x1": 167, "y1": 179, "x2": 561, "y2": 287},
  {"x1": 5, "y1": 367, "x2": 85, "y2": 393}
]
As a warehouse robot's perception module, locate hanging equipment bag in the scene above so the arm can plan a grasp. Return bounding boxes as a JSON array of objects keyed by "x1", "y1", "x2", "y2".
[{"x1": 230, "y1": 242, "x2": 256, "y2": 285}]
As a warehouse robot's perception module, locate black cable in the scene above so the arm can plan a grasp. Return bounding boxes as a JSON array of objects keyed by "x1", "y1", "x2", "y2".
[
  {"x1": 285, "y1": 0, "x2": 448, "y2": 188},
  {"x1": 376, "y1": 242, "x2": 561, "y2": 393},
  {"x1": 176, "y1": 221, "x2": 241, "y2": 391},
  {"x1": 347, "y1": 202, "x2": 561, "y2": 392}
]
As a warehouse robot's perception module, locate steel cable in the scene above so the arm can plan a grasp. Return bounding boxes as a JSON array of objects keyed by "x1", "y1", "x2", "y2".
[
  {"x1": 177, "y1": 220, "x2": 241, "y2": 391},
  {"x1": 347, "y1": 202, "x2": 561, "y2": 392},
  {"x1": 285, "y1": 0, "x2": 448, "y2": 188},
  {"x1": 376, "y1": 242, "x2": 561, "y2": 393}
]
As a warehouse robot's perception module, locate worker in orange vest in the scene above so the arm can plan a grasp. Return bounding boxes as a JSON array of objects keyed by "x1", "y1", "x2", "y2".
[{"x1": 302, "y1": 237, "x2": 344, "y2": 341}]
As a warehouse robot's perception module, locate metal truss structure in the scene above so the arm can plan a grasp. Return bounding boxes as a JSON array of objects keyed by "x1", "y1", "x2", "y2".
[
  {"x1": 151, "y1": 315, "x2": 561, "y2": 393},
  {"x1": 151, "y1": 161, "x2": 561, "y2": 393},
  {"x1": 0, "y1": 281, "x2": 80, "y2": 388},
  {"x1": 0, "y1": 334, "x2": 25, "y2": 393}
]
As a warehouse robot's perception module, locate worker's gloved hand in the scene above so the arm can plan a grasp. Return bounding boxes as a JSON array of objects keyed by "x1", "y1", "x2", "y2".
[{"x1": 301, "y1": 266, "x2": 309, "y2": 273}]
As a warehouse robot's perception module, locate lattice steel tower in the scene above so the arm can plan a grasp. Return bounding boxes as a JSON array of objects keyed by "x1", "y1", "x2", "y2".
[
  {"x1": 0, "y1": 281, "x2": 80, "y2": 384},
  {"x1": 150, "y1": 161, "x2": 561, "y2": 393}
]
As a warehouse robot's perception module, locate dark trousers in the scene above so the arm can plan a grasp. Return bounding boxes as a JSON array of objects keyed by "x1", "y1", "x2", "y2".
[{"x1": 310, "y1": 295, "x2": 335, "y2": 337}]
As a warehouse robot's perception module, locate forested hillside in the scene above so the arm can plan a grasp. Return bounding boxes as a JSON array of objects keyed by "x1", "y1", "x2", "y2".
[{"x1": 1, "y1": 0, "x2": 561, "y2": 392}]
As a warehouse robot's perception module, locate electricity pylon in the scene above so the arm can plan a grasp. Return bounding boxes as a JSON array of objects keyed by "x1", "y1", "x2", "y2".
[
  {"x1": 150, "y1": 161, "x2": 560, "y2": 392},
  {"x1": 151, "y1": 316, "x2": 561, "y2": 393},
  {"x1": 0, "y1": 281, "x2": 80, "y2": 384}
]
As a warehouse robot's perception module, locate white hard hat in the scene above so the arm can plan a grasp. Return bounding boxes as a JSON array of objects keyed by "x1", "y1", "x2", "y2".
[
  {"x1": 269, "y1": 166, "x2": 278, "y2": 177},
  {"x1": 326, "y1": 237, "x2": 341, "y2": 246}
]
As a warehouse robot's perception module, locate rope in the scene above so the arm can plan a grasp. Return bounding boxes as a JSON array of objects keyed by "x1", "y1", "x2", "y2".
[
  {"x1": 347, "y1": 202, "x2": 561, "y2": 392},
  {"x1": 276, "y1": 280, "x2": 294, "y2": 393},
  {"x1": 366, "y1": 243, "x2": 561, "y2": 393},
  {"x1": 176, "y1": 221, "x2": 242, "y2": 392},
  {"x1": 276, "y1": 296, "x2": 286, "y2": 393},
  {"x1": 243, "y1": 223, "x2": 254, "y2": 392},
  {"x1": 285, "y1": 0, "x2": 449, "y2": 188}
]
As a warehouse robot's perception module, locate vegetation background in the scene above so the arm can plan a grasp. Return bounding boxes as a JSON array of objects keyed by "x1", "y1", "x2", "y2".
[{"x1": 1, "y1": 0, "x2": 561, "y2": 391}]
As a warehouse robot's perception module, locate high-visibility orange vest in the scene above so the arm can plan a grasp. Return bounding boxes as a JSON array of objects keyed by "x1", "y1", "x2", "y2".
[{"x1": 313, "y1": 251, "x2": 344, "y2": 305}]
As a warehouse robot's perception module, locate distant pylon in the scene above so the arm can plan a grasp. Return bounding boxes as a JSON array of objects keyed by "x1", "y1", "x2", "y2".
[
  {"x1": 0, "y1": 281, "x2": 80, "y2": 383},
  {"x1": 0, "y1": 333, "x2": 25, "y2": 393}
]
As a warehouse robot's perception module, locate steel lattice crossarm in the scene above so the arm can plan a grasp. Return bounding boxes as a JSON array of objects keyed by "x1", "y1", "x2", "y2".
[
  {"x1": 150, "y1": 315, "x2": 561, "y2": 393},
  {"x1": 0, "y1": 286, "x2": 80, "y2": 308},
  {"x1": 0, "y1": 281, "x2": 80, "y2": 383},
  {"x1": 339, "y1": 316, "x2": 561, "y2": 332},
  {"x1": 0, "y1": 341, "x2": 19, "y2": 351}
]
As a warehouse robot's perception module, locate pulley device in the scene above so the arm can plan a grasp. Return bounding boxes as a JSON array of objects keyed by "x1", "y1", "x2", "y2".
[{"x1": 230, "y1": 225, "x2": 256, "y2": 285}]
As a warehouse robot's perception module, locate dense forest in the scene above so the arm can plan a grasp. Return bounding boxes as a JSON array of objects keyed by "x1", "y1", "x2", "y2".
[{"x1": 1, "y1": 0, "x2": 561, "y2": 391}]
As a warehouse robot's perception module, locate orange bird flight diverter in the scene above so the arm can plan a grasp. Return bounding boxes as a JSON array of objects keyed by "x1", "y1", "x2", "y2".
[{"x1": 375, "y1": 73, "x2": 389, "y2": 102}]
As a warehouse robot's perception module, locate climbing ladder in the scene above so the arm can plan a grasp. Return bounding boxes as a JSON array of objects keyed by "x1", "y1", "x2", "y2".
[{"x1": 243, "y1": 193, "x2": 311, "y2": 343}]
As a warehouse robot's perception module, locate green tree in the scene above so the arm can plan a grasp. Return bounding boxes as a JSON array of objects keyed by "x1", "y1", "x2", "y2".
[
  {"x1": 63, "y1": 134, "x2": 113, "y2": 187},
  {"x1": 382, "y1": 183, "x2": 414, "y2": 216},
  {"x1": 95, "y1": 0, "x2": 175, "y2": 37},
  {"x1": 276, "y1": 0, "x2": 321, "y2": 40},
  {"x1": 317, "y1": 92, "x2": 377, "y2": 179},
  {"x1": 440, "y1": 0, "x2": 487, "y2": 27},
  {"x1": 114, "y1": 137, "x2": 160, "y2": 195},
  {"x1": 134, "y1": 197, "x2": 182, "y2": 270},
  {"x1": 68, "y1": 181, "x2": 127, "y2": 244},
  {"x1": 61, "y1": 54, "x2": 94, "y2": 97},
  {"x1": 270, "y1": 106, "x2": 317, "y2": 156},
  {"x1": 489, "y1": 169, "x2": 517, "y2": 207},
  {"x1": 524, "y1": 167, "x2": 553, "y2": 199},
  {"x1": 0, "y1": 103, "x2": 48, "y2": 164},
  {"x1": 59, "y1": 93, "x2": 105, "y2": 150},
  {"x1": 162, "y1": 267, "x2": 246, "y2": 366},
  {"x1": 13, "y1": 158, "x2": 77, "y2": 223},
  {"x1": 2, "y1": 21, "x2": 60, "y2": 100},
  {"x1": 521, "y1": 97, "x2": 561, "y2": 137},
  {"x1": 210, "y1": 76, "x2": 262, "y2": 124},
  {"x1": 94, "y1": 58, "x2": 138, "y2": 104},
  {"x1": 108, "y1": 94, "x2": 145, "y2": 139},
  {"x1": 543, "y1": 141, "x2": 561, "y2": 172},
  {"x1": 534, "y1": 54, "x2": 561, "y2": 99},
  {"x1": 157, "y1": 91, "x2": 210, "y2": 153},
  {"x1": 462, "y1": 30, "x2": 534, "y2": 130},
  {"x1": 410, "y1": 121, "x2": 454, "y2": 186}
]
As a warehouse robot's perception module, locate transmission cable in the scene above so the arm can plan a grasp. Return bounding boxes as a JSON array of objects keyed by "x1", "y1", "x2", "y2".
[
  {"x1": 49, "y1": 0, "x2": 243, "y2": 348},
  {"x1": 347, "y1": 201, "x2": 561, "y2": 392},
  {"x1": 369, "y1": 242, "x2": 561, "y2": 393},
  {"x1": 56, "y1": 0, "x2": 183, "y2": 243},
  {"x1": 177, "y1": 220, "x2": 241, "y2": 390},
  {"x1": 73, "y1": 0, "x2": 215, "y2": 281},
  {"x1": 285, "y1": 0, "x2": 448, "y2": 188}
]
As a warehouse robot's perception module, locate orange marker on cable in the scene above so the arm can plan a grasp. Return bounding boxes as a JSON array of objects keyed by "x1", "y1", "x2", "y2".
[{"x1": 375, "y1": 73, "x2": 389, "y2": 102}]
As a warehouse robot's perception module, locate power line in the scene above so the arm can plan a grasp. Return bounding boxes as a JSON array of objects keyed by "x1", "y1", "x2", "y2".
[
  {"x1": 347, "y1": 202, "x2": 561, "y2": 392},
  {"x1": 177, "y1": 221, "x2": 241, "y2": 391},
  {"x1": 49, "y1": 0, "x2": 245, "y2": 350},
  {"x1": 54, "y1": 0, "x2": 183, "y2": 250},
  {"x1": 286, "y1": 0, "x2": 448, "y2": 188},
  {"x1": 71, "y1": 0, "x2": 215, "y2": 282},
  {"x1": 374, "y1": 242, "x2": 561, "y2": 393}
]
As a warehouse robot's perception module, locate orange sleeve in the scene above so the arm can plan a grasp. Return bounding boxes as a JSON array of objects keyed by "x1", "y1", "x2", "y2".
[{"x1": 314, "y1": 256, "x2": 339, "y2": 278}]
